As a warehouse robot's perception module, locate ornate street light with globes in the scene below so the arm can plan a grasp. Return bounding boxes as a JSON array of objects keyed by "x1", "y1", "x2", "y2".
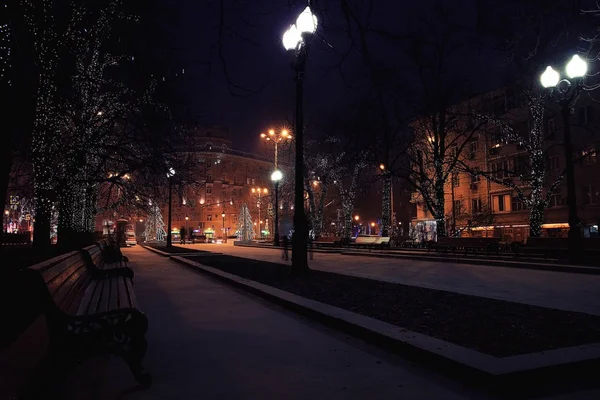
[
  {"x1": 282, "y1": 5, "x2": 318, "y2": 274},
  {"x1": 166, "y1": 167, "x2": 176, "y2": 247},
  {"x1": 540, "y1": 54, "x2": 587, "y2": 259}
]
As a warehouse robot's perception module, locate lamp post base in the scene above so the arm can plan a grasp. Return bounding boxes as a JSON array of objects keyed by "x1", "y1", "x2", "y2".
[
  {"x1": 568, "y1": 226, "x2": 582, "y2": 262},
  {"x1": 290, "y1": 212, "x2": 310, "y2": 275}
]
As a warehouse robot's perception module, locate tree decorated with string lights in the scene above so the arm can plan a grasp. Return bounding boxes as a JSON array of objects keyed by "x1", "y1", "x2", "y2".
[
  {"x1": 237, "y1": 203, "x2": 254, "y2": 242},
  {"x1": 304, "y1": 138, "x2": 345, "y2": 239},
  {"x1": 472, "y1": 0, "x2": 596, "y2": 237},
  {"x1": 19, "y1": 0, "x2": 69, "y2": 250},
  {"x1": 16, "y1": 0, "x2": 191, "y2": 249},
  {"x1": 0, "y1": 15, "x2": 13, "y2": 214}
]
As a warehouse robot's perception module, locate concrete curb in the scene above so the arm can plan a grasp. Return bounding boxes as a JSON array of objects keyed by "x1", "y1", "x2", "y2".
[
  {"x1": 232, "y1": 242, "x2": 341, "y2": 253},
  {"x1": 169, "y1": 254, "x2": 600, "y2": 393},
  {"x1": 142, "y1": 245, "x2": 171, "y2": 257},
  {"x1": 141, "y1": 245, "x2": 221, "y2": 258},
  {"x1": 341, "y1": 251, "x2": 600, "y2": 275}
]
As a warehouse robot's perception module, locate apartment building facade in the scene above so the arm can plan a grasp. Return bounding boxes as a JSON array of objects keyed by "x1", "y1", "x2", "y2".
[
  {"x1": 164, "y1": 127, "x2": 293, "y2": 240},
  {"x1": 411, "y1": 88, "x2": 600, "y2": 243}
]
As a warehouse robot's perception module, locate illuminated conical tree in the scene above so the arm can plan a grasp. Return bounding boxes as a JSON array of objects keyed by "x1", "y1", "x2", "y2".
[
  {"x1": 144, "y1": 202, "x2": 166, "y2": 242},
  {"x1": 237, "y1": 203, "x2": 254, "y2": 242}
]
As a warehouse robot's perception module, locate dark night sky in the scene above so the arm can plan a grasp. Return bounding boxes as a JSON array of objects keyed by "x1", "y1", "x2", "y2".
[{"x1": 158, "y1": 0, "x2": 509, "y2": 153}]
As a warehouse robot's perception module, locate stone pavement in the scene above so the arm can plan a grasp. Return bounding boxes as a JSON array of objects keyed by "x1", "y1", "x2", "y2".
[
  {"x1": 180, "y1": 243, "x2": 600, "y2": 316},
  {"x1": 64, "y1": 245, "x2": 488, "y2": 399}
]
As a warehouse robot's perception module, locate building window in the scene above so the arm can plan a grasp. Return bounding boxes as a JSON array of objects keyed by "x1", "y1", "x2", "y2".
[
  {"x1": 206, "y1": 185, "x2": 212, "y2": 195},
  {"x1": 469, "y1": 140, "x2": 479, "y2": 158},
  {"x1": 246, "y1": 177, "x2": 251, "y2": 185},
  {"x1": 470, "y1": 174, "x2": 481, "y2": 183},
  {"x1": 582, "y1": 185, "x2": 598, "y2": 205},
  {"x1": 511, "y1": 196, "x2": 527, "y2": 211},
  {"x1": 547, "y1": 118, "x2": 556, "y2": 138},
  {"x1": 452, "y1": 173, "x2": 460, "y2": 187},
  {"x1": 547, "y1": 155, "x2": 560, "y2": 170},
  {"x1": 449, "y1": 145, "x2": 459, "y2": 159},
  {"x1": 494, "y1": 194, "x2": 507, "y2": 212},
  {"x1": 207, "y1": 215, "x2": 212, "y2": 221},
  {"x1": 453, "y1": 200, "x2": 462, "y2": 214},
  {"x1": 471, "y1": 198, "x2": 482, "y2": 213},
  {"x1": 578, "y1": 105, "x2": 593, "y2": 125},
  {"x1": 550, "y1": 187, "x2": 563, "y2": 208},
  {"x1": 252, "y1": 178, "x2": 255, "y2": 185}
]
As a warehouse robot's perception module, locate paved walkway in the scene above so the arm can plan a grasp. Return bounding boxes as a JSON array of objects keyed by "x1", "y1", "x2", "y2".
[
  {"x1": 179, "y1": 243, "x2": 600, "y2": 316},
  {"x1": 66, "y1": 246, "x2": 488, "y2": 399}
]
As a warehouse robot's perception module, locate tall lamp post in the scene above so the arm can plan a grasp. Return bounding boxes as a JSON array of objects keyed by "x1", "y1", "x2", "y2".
[
  {"x1": 271, "y1": 169, "x2": 283, "y2": 246},
  {"x1": 261, "y1": 128, "x2": 292, "y2": 169},
  {"x1": 251, "y1": 187, "x2": 269, "y2": 239},
  {"x1": 166, "y1": 167, "x2": 175, "y2": 247},
  {"x1": 222, "y1": 211, "x2": 226, "y2": 243},
  {"x1": 185, "y1": 215, "x2": 189, "y2": 244},
  {"x1": 540, "y1": 54, "x2": 587, "y2": 259},
  {"x1": 282, "y1": 5, "x2": 318, "y2": 274}
]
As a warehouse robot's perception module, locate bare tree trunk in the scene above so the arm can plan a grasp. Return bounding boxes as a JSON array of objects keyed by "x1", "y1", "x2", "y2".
[
  {"x1": 381, "y1": 173, "x2": 391, "y2": 236},
  {"x1": 434, "y1": 179, "x2": 446, "y2": 237}
]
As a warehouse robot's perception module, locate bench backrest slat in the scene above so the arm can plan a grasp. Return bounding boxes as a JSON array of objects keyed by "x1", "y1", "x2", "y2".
[
  {"x1": 30, "y1": 252, "x2": 92, "y2": 314},
  {"x1": 88, "y1": 246, "x2": 105, "y2": 269}
]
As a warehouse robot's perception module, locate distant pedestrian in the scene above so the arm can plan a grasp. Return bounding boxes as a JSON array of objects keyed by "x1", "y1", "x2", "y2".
[{"x1": 282, "y1": 235, "x2": 289, "y2": 261}]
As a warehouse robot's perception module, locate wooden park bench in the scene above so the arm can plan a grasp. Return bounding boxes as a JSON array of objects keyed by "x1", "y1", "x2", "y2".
[
  {"x1": 313, "y1": 236, "x2": 342, "y2": 247},
  {"x1": 97, "y1": 238, "x2": 129, "y2": 265},
  {"x1": 517, "y1": 237, "x2": 600, "y2": 259},
  {"x1": 390, "y1": 235, "x2": 411, "y2": 248},
  {"x1": 350, "y1": 236, "x2": 391, "y2": 249},
  {"x1": 427, "y1": 237, "x2": 500, "y2": 255},
  {"x1": 3, "y1": 246, "x2": 151, "y2": 397}
]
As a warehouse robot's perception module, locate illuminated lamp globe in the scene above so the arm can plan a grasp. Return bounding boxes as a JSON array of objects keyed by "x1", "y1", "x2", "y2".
[
  {"x1": 271, "y1": 170, "x2": 283, "y2": 182},
  {"x1": 296, "y1": 6, "x2": 318, "y2": 34},
  {"x1": 540, "y1": 66, "x2": 560, "y2": 88},
  {"x1": 566, "y1": 54, "x2": 587, "y2": 79},
  {"x1": 282, "y1": 24, "x2": 302, "y2": 50}
]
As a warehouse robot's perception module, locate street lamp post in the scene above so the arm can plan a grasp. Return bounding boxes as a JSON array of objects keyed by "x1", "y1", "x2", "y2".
[
  {"x1": 185, "y1": 215, "x2": 189, "y2": 244},
  {"x1": 540, "y1": 54, "x2": 587, "y2": 260},
  {"x1": 222, "y1": 211, "x2": 226, "y2": 243},
  {"x1": 271, "y1": 169, "x2": 283, "y2": 246},
  {"x1": 282, "y1": 5, "x2": 318, "y2": 274},
  {"x1": 4, "y1": 210, "x2": 8, "y2": 233},
  {"x1": 261, "y1": 128, "x2": 292, "y2": 169},
  {"x1": 166, "y1": 168, "x2": 175, "y2": 247},
  {"x1": 251, "y1": 187, "x2": 268, "y2": 239}
]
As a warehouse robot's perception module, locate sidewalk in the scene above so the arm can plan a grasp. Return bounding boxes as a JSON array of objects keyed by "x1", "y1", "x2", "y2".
[
  {"x1": 65, "y1": 246, "x2": 486, "y2": 399},
  {"x1": 178, "y1": 243, "x2": 600, "y2": 316}
]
